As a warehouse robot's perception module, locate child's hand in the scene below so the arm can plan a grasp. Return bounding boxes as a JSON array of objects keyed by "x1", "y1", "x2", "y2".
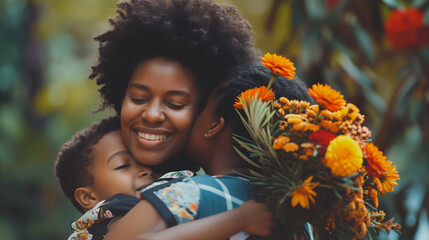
[{"x1": 237, "y1": 200, "x2": 273, "y2": 237}]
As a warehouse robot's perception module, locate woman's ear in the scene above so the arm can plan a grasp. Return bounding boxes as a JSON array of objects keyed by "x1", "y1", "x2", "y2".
[
  {"x1": 205, "y1": 117, "x2": 225, "y2": 138},
  {"x1": 74, "y1": 187, "x2": 98, "y2": 210}
]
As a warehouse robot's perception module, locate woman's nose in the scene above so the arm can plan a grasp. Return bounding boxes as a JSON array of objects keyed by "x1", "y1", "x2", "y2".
[{"x1": 140, "y1": 100, "x2": 165, "y2": 124}]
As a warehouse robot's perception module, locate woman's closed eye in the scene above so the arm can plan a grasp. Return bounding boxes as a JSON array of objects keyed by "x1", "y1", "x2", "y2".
[
  {"x1": 165, "y1": 102, "x2": 185, "y2": 110},
  {"x1": 114, "y1": 164, "x2": 131, "y2": 170},
  {"x1": 130, "y1": 96, "x2": 149, "y2": 104}
]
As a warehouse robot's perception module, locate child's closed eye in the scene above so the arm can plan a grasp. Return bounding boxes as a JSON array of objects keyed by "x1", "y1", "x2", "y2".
[{"x1": 114, "y1": 164, "x2": 131, "y2": 170}]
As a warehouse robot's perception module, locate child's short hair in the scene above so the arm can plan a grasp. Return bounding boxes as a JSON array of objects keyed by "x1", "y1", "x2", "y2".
[{"x1": 54, "y1": 116, "x2": 120, "y2": 212}]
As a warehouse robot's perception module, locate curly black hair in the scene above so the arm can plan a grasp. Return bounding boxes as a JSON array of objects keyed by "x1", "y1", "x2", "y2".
[
  {"x1": 90, "y1": 0, "x2": 258, "y2": 114},
  {"x1": 54, "y1": 117, "x2": 120, "y2": 213},
  {"x1": 215, "y1": 65, "x2": 316, "y2": 136}
]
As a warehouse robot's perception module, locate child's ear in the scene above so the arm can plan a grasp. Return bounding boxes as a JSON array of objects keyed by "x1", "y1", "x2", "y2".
[
  {"x1": 75, "y1": 187, "x2": 98, "y2": 210},
  {"x1": 205, "y1": 117, "x2": 225, "y2": 138}
]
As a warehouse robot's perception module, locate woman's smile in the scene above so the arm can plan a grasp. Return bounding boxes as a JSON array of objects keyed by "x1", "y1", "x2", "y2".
[{"x1": 121, "y1": 57, "x2": 200, "y2": 166}]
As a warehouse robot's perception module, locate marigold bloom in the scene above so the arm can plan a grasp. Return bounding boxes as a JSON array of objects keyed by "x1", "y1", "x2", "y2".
[
  {"x1": 364, "y1": 142, "x2": 389, "y2": 178},
  {"x1": 320, "y1": 120, "x2": 340, "y2": 133},
  {"x1": 380, "y1": 164, "x2": 400, "y2": 195},
  {"x1": 261, "y1": 53, "x2": 296, "y2": 79},
  {"x1": 324, "y1": 135, "x2": 363, "y2": 177},
  {"x1": 308, "y1": 83, "x2": 346, "y2": 112},
  {"x1": 283, "y1": 142, "x2": 299, "y2": 152},
  {"x1": 385, "y1": 8, "x2": 429, "y2": 51},
  {"x1": 273, "y1": 135, "x2": 290, "y2": 149},
  {"x1": 373, "y1": 177, "x2": 383, "y2": 192},
  {"x1": 370, "y1": 188, "x2": 379, "y2": 208},
  {"x1": 234, "y1": 86, "x2": 275, "y2": 109},
  {"x1": 291, "y1": 176, "x2": 319, "y2": 209}
]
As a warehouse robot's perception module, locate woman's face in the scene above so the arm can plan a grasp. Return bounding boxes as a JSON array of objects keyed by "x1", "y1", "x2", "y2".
[{"x1": 121, "y1": 58, "x2": 200, "y2": 166}]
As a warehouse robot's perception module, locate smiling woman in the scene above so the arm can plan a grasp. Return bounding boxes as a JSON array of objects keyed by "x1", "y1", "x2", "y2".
[
  {"x1": 121, "y1": 58, "x2": 200, "y2": 167},
  {"x1": 90, "y1": 0, "x2": 258, "y2": 173}
]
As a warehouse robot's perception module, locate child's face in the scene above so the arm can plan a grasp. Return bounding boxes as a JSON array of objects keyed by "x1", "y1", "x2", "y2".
[
  {"x1": 121, "y1": 58, "x2": 200, "y2": 166},
  {"x1": 89, "y1": 130, "x2": 155, "y2": 199}
]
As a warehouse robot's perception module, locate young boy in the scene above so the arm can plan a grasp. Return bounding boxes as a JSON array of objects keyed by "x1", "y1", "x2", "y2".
[{"x1": 55, "y1": 116, "x2": 272, "y2": 240}]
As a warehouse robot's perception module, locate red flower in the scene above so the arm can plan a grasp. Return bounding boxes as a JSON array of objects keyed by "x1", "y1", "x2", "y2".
[
  {"x1": 326, "y1": 0, "x2": 340, "y2": 9},
  {"x1": 308, "y1": 129, "x2": 337, "y2": 154},
  {"x1": 385, "y1": 8, "x2": 429, "y2": 51}
]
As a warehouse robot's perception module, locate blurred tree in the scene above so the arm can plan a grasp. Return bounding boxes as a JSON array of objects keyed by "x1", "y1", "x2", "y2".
[{"x1": 1, "y1": 0, "x2": 116, "y2": 239}]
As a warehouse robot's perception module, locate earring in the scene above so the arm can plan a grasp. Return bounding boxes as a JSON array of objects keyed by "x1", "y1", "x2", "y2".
[{"x1": 204, "y1": 133, "x2": 208, "y2": 137}]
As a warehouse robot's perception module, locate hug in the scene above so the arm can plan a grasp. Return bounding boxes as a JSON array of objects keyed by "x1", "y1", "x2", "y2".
[{"x1": 55, "y1": 0, "x2": 313, "y2": 239}]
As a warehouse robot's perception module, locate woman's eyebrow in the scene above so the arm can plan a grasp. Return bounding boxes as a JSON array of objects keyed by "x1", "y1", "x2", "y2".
[
  {"x1": 165, "y1": 90, "x2": 191, "y2": 97},
  {"x1": 128, "y1": 83, "x2": 149, "y2": 90},
  {"x1": 107, "y1": 150, "x2": 129, "y2": 164}
]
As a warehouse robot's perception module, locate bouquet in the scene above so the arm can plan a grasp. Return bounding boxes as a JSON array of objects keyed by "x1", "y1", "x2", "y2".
[{"x1": 233, "y1": 53, "x2": 401, "y2": 239}]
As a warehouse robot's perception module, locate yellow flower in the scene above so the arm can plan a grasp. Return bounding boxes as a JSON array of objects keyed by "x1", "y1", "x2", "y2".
[
  {"x1": 261, "y1": 53, "x2": 296, "y2": 79},
  {"x1": 291, "y1": 176, "x2": 319, "y2": 209},
  {"x1": 234, "y1": 86, "x2": 275, "y2": 109},
  {"x1": 324, "y1": 135, "x2": 363, "y2": 177},
  {"x1": 308, "y1": 83, "x2": 346, "y2": 112}
]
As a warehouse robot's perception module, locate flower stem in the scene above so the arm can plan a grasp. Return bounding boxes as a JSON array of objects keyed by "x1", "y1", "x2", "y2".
[{"x1": 266, "y1": 74, "x2": 277, "y2": 93}]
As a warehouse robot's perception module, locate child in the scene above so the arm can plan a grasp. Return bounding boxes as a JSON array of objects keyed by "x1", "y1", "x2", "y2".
[{"x1": 55, "y1": 116, "x2": 272, "y2": 240}]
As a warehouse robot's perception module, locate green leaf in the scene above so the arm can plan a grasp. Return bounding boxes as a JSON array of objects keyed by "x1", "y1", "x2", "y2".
[
  {"x1": 304, "y1": 0, "x2": 326, "y2": 20},
  {"x1": 350, "y1": 18, "x2": 375, "y2": 65},
  {"x1": 394, "y1": 74, "x2": 419, "y2": 118},
  {"x1": 338, "y1": 53, "x2": 386, "y2": 112}
]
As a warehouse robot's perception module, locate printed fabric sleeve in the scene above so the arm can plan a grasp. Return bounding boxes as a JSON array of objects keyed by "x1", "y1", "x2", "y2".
[{"x1": 140, "y1": 177, "x2": 200, "y2": 227}]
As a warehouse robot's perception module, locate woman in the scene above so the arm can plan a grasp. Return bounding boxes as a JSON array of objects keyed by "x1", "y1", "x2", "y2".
[{"x1": 90, "y1": 0, "x2": 258, "y2": 173}]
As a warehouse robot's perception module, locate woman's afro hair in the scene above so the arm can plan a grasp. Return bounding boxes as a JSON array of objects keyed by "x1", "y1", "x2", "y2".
[{"x1": 90, "y1": 0, "x2": 258, "y2": 114}]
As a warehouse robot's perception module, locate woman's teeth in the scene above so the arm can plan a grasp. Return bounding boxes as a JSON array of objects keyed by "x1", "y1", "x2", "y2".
[{"x1": 137, "y1": 132, "x2": 167, "y2": 141}]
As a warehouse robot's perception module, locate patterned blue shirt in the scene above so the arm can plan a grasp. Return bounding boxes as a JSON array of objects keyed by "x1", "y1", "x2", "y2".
[{"x1": 141, "y1": 174, "x2": 257, "y2": 227}]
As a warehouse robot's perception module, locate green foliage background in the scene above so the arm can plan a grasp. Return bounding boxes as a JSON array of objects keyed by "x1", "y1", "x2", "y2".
[{"x1": 1, "y1": 0, "x2": 428, "y2": 239}]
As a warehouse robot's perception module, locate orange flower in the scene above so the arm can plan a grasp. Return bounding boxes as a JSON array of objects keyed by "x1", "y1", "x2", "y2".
[
  {"x1": 364, "y1": 143, "x2": 389, "y2": 178},
  {"x1": 234, "y1": 86, "x2": 275, "y2": 109},
  {"x1": 380, "y1": 164, "x2": 400, "y2": 195},
  {"x1": 308, "y1": 83, "x2": 346, "y2": 112},
  {"x1": 320, "y1": 120, "x2": 340, "y2": 133},
  {"x1": 370, "y1": 188, "x2": 379, "y2": 208},
  {"x1": 261, "y1": 53, "x2": 296, "y2": 79},
  {"x1": 291, "y1": 176, "x2": 319, "y2": 209},
  {"x1": 324, "y1": 135, "x2": 363, "y2": 177},
  {"x1": 283, "y1": 142, "x2": 299, "y2": 152},
  {"x1": 273, "y1": 135, "x2": 290, "y2": 149}
]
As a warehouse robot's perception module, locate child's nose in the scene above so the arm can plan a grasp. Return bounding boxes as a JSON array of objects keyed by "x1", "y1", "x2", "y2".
[{"x1": 137, "y1": 166, "x2": 153, "y2": 178}]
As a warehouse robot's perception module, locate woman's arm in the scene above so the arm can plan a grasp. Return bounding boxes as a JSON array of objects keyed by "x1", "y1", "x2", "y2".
[
  {"x1": 137, "y1": 200, "x2": 272, "y2": 240},
  {"x1": 105, "y1": 200, "x2": 272, "y2": 240}
]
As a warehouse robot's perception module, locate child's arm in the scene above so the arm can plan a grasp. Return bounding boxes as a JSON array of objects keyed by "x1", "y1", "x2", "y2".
[
  {"x1": 137, "y1": 200, "x2": 272, "y2": 240},
  {"x1": 105, "y1": 200, "x2": 272, "y2": 240}
]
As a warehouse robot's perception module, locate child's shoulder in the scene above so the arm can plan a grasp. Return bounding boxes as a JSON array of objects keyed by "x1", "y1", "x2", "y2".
[{"x1": 68, "y1": 194, "x2": 139, "y2": 240}]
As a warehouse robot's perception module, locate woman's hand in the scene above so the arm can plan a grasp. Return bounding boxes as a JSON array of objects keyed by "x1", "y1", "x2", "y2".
[{"x1": 237, "y1": 200, "x2": 274, "y2": 237}]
